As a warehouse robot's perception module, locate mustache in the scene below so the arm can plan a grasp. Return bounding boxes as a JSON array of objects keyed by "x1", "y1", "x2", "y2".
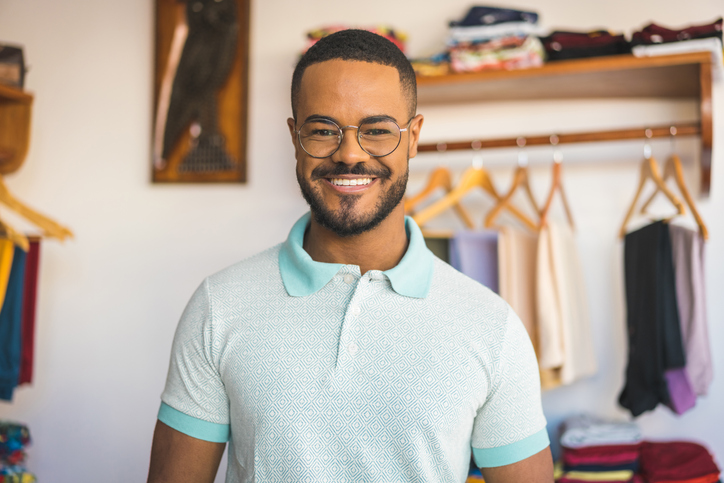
[{"x1": 311, "y1": 163, "x2": 392, "y2": 179}]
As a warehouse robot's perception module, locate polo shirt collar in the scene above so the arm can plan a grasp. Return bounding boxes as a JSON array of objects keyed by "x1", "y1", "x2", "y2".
[{"x1": 279, "y1": 212, "x2": 434, "y2": 299}]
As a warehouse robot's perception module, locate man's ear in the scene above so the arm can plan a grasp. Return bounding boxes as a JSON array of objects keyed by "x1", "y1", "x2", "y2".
[
  {"x1": 407, "y1": 114, "x2": 424, "y2": 159},
  {"x1": 287, "y1": 118, "x2": 299, "y2": 157}
]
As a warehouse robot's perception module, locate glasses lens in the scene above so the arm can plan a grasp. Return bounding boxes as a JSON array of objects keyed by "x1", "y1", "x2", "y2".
[
  {"x1": 358, "y1": 120, "x2": 402, "y2": 157},
  {"x1": 299, "y1": 120, "x2": 341, "y2": 158}
]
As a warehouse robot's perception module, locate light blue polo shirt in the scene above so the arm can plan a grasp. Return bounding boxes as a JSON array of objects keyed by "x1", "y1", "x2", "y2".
[{"x1": 159, "y1": 212, "x2": 548, "y2": 482}]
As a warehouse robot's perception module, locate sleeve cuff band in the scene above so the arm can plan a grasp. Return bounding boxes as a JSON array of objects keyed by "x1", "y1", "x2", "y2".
[
  {"x1": 158, "y1": 402, "x2": 230, "y2": 443},
  {"x1": 473, "y1": 427, "x2": 550, "y2": 468}
]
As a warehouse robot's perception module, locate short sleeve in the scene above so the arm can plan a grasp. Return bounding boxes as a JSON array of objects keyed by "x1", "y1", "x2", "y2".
[
  {"x1": 471, "y1": 305, "x2": 549, "y2": 467},
  {"x1": 159, "y1": 279, "x2": 230, "y2": 443}
]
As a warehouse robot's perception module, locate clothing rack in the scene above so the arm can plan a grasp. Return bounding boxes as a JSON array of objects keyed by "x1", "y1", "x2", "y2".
[{"x1": 416, "y1": 122, "x2": 701, "y2": 153}]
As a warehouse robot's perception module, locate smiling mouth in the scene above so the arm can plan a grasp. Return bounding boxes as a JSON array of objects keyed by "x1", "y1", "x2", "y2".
[{"x1": 328, "y1": 178, "x2": 373, "y2": 187}]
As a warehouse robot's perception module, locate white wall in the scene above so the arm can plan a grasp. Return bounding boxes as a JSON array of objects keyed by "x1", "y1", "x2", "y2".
[{"x1": 0, "y1": 1, "x2": 721, "y2": 481}]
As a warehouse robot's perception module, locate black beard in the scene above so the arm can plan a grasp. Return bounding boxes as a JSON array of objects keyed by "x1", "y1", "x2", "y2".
[{"x1": 297, "y1": 162, "x2": 408, "y2": 238}]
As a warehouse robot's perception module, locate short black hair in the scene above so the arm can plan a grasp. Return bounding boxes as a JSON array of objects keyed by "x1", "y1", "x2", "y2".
[{"x1": 291, "y1": 29, "x2": 417, "y2": 120}]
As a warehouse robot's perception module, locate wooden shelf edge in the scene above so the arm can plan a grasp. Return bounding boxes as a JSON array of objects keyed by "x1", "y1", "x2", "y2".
[
  {"x1": 0, "y1": 84, "x2": 33, "y2": 104},
  {"x1": 416, "y1": 52, "x2": 712, "y2": 86}
]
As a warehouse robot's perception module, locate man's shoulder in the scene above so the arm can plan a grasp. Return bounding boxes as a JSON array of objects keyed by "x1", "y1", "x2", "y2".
[{"x1": 205, "y1": 243, "x2": 283, "y2": 290}]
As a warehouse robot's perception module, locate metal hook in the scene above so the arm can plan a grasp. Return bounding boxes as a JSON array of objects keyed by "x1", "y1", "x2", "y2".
[
  {"x1": 670, "y1": 126, "x2": 677, "y2": 154},
  {"x1": 644, "y1": 128, "x2": 653, "y2": 159},
  {"x1": 436, "y1": 142, "x2": 447, "y2": 152},
  {"x1": 516, "y1": 137, "x2": 528, "y2": 167},
  {"x1": 550, "y1": 134, "x2": 562, "y2": 163}
]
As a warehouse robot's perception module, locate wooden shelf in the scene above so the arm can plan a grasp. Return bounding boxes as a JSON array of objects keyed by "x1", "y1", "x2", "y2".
[
  {"x1": 0, "y1": 84, "x2": 33, "y2": 173},
  {"x1": 0, "y1": 83, "x2": 33, "y2": 105},
  {"x1": 417, "y1": 52, "x2": 709, "y2": 103},
  {"x1": 416, "y1": 52, "x2": 714, "y2": 196}
]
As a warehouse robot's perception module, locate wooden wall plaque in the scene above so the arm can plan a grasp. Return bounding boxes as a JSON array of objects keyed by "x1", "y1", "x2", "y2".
[{"x1": 152, "y1": 0, "x2": 249, "y2": 183}]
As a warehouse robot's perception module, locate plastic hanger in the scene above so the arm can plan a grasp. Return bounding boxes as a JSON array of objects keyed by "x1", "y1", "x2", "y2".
[
  {"x1": 638, "y1": 127, "x2": 708, "y2": 240},
  {"x1": 0, "y1": 176, "x2": 74, "y2": 245},
  {"x1": 484, "y1": 137, "x2": 540, "y2": 231},
  {"x1": 539, "y1": 135, "x2": 575, "y2": 231},
  {"x1": 405, "y1": 152, "x2": 474, "y2": 229},
  {"x1": 412, "y1": 150, "x2": 538, "y2": 231},
  {"x1": 618, "y1": 129, "x2": 685, "y2": 239}
]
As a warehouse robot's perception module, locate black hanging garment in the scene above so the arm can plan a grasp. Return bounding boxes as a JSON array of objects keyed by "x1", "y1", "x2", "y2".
[{"x1": 618, "y1": 221, "x2": 687, "y2": 417}]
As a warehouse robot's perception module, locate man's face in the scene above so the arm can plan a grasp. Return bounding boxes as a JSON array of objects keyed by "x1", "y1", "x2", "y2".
[{"x1": 288, "y1": 59, "x2": 423, "y2": 237}]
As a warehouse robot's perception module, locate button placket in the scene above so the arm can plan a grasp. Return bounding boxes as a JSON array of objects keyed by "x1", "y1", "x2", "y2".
[{"x1": 336, "y1": 274, "x2": 369, "y2": 368}]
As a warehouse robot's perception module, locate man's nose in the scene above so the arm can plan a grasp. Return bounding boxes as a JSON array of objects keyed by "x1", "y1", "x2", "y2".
[{"x1": 332, "y1": 127, "x2": 370, "y2": 165}]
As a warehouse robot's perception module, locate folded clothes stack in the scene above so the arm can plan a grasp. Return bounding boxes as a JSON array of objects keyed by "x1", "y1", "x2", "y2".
[
  {"x1": 302, "y1": 25, "x2": 408, "y2": 55},
  {"x1": 540, "y1": 30, "x2": 631, "y2": 61},
  {"x1": 631, "y1": 18, "x2": 722, "y2": 46},
  {"x1": 555, "y1": 415, "x2": 643, "y2": 483},
  {"x1": 445, "y1": 6, "x2": 545, "y2": 73},
  {"x1": 638, "y1": 441, "x2": 721, "y2": 483},
  {"x1": 630, "y1": 18, "x2": 723, "y2": 81},
  {"x1": 0, "y1": 422, "x2": 35, "y2": 483}
]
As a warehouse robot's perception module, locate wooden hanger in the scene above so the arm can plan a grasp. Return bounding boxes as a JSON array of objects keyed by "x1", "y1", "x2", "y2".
[
  {"x1": 618, "y1": 132, "x2": 685, "y2": 239},
  {"x1": 539, "y1": 137, "x2": 575, "y2": 231},
  {"x1": 405, "y1": 166, "x2": 474, "y2": 229},
  {"x1": 484, "y1": 138, "x2": 540, "y2": 230},
  {"x1": 0, "y1": 215, "x2": 30, "y2": 251},
  {"x1": 412, "y1": 155, "x2": 538, "y2": 231},
  {"x1": 0, "y1": 176, "x2": 74, "y2": 245},
  {"x1": 637, "y1": 131, "x2": 708, "y2": 239}
]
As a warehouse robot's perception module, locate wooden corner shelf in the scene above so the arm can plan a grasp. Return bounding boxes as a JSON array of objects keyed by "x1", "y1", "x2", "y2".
[
  {"x1": 0, "y1": 84, "x2": 34, "y2": 172},
  {"x1": 416, "y1": 52, "x2": 714, "y2": 195}
]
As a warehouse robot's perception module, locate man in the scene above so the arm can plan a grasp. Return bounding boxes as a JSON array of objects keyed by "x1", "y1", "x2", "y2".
[{"x1": 148, "y1": 29, "x2": 553, "y2": 483}]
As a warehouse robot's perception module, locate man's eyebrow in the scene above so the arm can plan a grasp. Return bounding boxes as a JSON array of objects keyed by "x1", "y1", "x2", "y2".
[
  {"x1": 302, "y1": 114, "x2": 399, "y2": 124},
  {"x1": 361, "y1": 115, "x2": 398, "y2": 124},
  {"x1": 303, "y1": 115, "x2": 338, "y2": 124}
]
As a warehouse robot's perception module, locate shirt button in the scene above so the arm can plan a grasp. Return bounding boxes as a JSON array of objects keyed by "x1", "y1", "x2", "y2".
[
  {"x1": 351, "y1": 305, "x2": 362, "y2": 316},
  {"x1": 348, "y1": 343, "x2": 358, "y2": 356},
  {"x1": 343, "y1": 274, "x2": 355, "y2": 284}
]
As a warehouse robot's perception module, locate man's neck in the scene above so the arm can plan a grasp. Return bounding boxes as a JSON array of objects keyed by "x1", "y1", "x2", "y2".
[{"x1": 303, "y1": 208, "x2": 409, "y2": 275}]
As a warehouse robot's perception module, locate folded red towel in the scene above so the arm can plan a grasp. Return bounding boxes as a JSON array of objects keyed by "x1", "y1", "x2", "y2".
[{"x1": 640, "y1": 441, "x2": 719, "y2": 481}]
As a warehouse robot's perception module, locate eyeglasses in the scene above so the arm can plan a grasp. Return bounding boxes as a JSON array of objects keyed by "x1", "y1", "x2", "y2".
[{"x1": 295, "y1": 117, "x2": 411, "y2": 158}]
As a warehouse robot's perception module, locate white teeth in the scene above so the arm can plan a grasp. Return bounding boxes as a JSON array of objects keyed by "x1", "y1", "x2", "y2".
[{"x1": 330, "y1": 178, "x2": 372, "y2": 187}]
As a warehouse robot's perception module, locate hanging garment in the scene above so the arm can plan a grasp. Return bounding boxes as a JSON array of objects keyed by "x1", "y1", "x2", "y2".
[
  {"x1": 449, "y1": 230, "x2": 499, "y2": 293},
  {"x1": 536, "y1": 222, "x2": 597, "y2": 387},
  {"x1": 0, "y1": 246, "x2": 27, "y2": 401},
  {"x1": 18, "y1": 239, "x2": 40, "y2": 385},
  {"x1": 668, "y1": 224, "x2": 712, "y2": 396},
  {"x1": 663, "y1": 367, "x2": 696, "y2": 415},
  {"x1": 498, "y1": 226, "x2": 538, "y2": 347},
  {"x1": 0, "y1": 240, "x2": 15, "y2": 313},
  {"x1": 618, "y1": 221, "x2": 687, "y2": 417}
]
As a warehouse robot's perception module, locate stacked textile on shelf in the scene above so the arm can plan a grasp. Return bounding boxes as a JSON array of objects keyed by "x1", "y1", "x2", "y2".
[
  {"x1": 302, "y1": 25, "x2": 408, "y2": 55},
  {"x1": 0, "y1": 421, "x2": 35, "y2": 483},
  {"x1": 555, "y1": 415, "x2": 643, "y2": 483},
  {"x1": 539, "y1": 30, "x2": 631, "y2": 61},
  {"x1": 630, "y1": 18, "x2": 723, "y2": 81},
  {"x1": 446, "y1": 6, "x2": 545, "y2": 72},
  {"x1": 619, "y1": 222, "x2": 711, "y2": 417},
  {"x1": 0, "y1": 240, "x2": 41, "y2": 401},
  {"x1": 638, "y1": 441, "x2": 720, "y2": 483},
  {"x1": 554, "y1": 415, "x2": 722, "y2": 482}
]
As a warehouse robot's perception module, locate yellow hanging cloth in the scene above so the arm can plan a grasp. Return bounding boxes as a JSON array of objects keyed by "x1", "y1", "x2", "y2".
[{"x1": 0, "y1": 239, "x2": 16, "y2": 313}]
